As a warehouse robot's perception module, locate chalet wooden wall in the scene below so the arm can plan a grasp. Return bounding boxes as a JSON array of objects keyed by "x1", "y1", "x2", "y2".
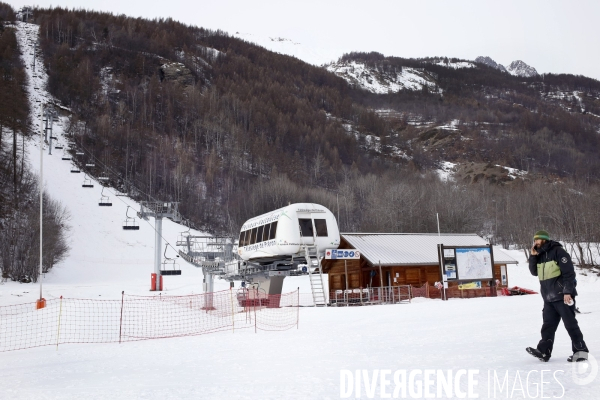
[
  {"x1": 325, "y1": 262, "x2": 508, "y2": 291},
  {"x1": 321, "y1": 237, "x2": 510, "y2": 293}
]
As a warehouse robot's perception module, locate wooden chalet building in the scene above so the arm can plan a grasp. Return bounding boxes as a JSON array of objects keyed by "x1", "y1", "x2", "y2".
[{"x1": 321, "y1": 233, "x2": 517, "y2": 297}]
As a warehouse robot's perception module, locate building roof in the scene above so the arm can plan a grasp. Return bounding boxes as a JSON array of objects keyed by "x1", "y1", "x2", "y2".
[{"x1": 341, "y1": 233, "x2": 517, "y2": 266}]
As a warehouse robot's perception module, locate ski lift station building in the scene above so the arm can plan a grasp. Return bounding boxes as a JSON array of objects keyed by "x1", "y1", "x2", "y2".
[{"x1": 321, "y1": 233, "x2": 517, "y2": 298}]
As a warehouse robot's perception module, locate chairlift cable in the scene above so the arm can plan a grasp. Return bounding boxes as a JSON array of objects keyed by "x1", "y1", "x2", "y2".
[
  {"x1": 67, "y1": 144, "x2": 195, "y2": 255},
  {"x1": 69, "y1": 141, "x2": 159, "y2": 202}
]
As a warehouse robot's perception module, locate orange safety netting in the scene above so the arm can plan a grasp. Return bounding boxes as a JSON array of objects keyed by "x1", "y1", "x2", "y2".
[{"x1": 0, "y1": 289, "x2": 299, "y2": 352}]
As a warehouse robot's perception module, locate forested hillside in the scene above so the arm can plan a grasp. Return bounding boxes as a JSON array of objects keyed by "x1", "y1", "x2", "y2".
[
  {"x1": 335, "y1": 52, "x2": 600, "y2": 179},
  {"x1": 0, "y1": 2, "x2": 68, "y2": 282},
  {"x1": 6, "y1": 6, "x2": 600, "y2": 268}
]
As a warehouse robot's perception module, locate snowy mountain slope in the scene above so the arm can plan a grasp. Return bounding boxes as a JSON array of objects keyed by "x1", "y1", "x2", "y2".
[
  {"x1": 325, "y1": 55, "x2": 539, "y2": 94},
  {"x1": 326, "y1": 61, "x2": 439, "y2": 94},
  {"x1": 429, "y1": 58, "x2": 476, "y2": 69},
  {"x1": 3, "y1": 22, "x2": 209, "y2": 299}
]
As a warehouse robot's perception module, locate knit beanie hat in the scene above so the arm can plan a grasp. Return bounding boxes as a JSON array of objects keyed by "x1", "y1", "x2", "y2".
[{"x1": 533, "y1": 230, "x2": 550, "y2": 241}]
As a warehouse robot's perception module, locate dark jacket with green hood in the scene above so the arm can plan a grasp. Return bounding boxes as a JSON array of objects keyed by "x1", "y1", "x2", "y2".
[{"x1": 528, "y1": 240, "x2": 577, "y2": 303}]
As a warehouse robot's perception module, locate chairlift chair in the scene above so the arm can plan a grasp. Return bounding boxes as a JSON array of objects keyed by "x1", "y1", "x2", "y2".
[
  {"x1": 176, "y1": 220, "x2": 192, "y2": 246},
  {"x1": 71, "y1": 168, "x2": 81, "y2": 173},
  {"x1": 75, "y1": 152, "x2": 84, "y2": 156},
  {"x1": 55, "y1": 145, "x2": 63, "y2": 150},
  {"x1": 122, "y1": 206, "x2": 140, "y2": 230},
  {"x1": 85, "y1": 163, "x2": 95, "y2": 168},
  {"x1": 98, "y1": 187, "x2": 112, "y2": 206},
  {"x1": 62, "y1": 157, "x2": 71, "y2": 160},
  {"x1": 160, "y1": 247, "x2": 181, "y2": 276},
  {"x1": 82, "y1": 176, "x2": 94, "y2": 188}
]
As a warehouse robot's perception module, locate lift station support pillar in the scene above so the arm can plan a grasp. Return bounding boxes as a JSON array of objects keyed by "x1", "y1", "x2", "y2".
[{"x1": 138, "y1": 202, "x2": 181, "y2": 291}]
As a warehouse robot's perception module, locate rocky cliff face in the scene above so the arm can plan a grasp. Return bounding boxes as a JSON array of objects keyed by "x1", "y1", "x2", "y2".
[
  {"x1": 475, "y1": 56, "x2": 538, "y2": 77},
  {"x1": 160, "y1": 62, "x2": 194, "y2": 86},
  {"x1": 506, "y1": 60, "x2": 538, "y2": 77},
  {"x1": 475, "y1": 56, "x2": 507, "y2": 72}
]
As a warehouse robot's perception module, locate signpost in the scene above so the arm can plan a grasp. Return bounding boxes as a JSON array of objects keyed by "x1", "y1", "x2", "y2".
[
  {"x1": 437, "y1": 244, "x2": 496, "y2": 300},
  {"x1": 325, "y1": 249, "x2": 360, "y2": 260},
  {"x1": 325, "y1": 249, "x2": 360, "y2": 292}
]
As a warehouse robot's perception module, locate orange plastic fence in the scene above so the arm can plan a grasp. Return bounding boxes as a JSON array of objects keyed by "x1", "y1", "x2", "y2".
[{"x1": 0, "y1": 289, "x2": 299, "y2": 352}]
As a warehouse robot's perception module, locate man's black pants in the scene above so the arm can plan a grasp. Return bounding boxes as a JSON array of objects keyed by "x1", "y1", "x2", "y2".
[{"x1": 537, "y1": 299, "x2": 588, "y2": 356}]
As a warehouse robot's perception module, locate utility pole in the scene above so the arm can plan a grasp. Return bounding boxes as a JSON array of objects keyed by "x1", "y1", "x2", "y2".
[{"x1": 37, "y1": 104, "x2": 45, "y2": 310}]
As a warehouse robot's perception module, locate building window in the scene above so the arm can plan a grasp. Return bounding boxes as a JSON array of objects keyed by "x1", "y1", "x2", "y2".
[
  {"x1": 314, "y1": 219, "x2": 328, "y2": 237},
  {"x1": 269, "y1": 221, "x2": 278, "y2": 240},
  {"x1": 256, "y1": 225, "x2": 264, "y2": 244},
  {"x1": 250, "y1": 227, "x2": 258, "y2": 245},
  {"x1": 239, "y1": 230, "x2": 246, "y2": 247},
  {"x1": 298, "y1": 218, "x2": 313, "y2": 237}
]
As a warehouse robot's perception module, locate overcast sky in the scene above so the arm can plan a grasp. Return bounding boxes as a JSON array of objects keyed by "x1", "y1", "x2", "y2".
[{"x1": 9, "y1": 0, "x2": 600, "y2": 80}]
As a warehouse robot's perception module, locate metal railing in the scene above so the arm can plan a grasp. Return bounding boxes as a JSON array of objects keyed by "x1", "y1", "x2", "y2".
[{"x1": 330, "y1": 285, "x2": 412, "y2": 306}]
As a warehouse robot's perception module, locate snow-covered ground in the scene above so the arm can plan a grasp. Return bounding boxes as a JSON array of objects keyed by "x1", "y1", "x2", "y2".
[
  {"x1": 431, "y1": 60, "x2": 476, "y2": 69},
  {"x1": 496, "y1": 165, "x2": 528, "y2": 180},
  {"x1": 437, "y1": 161, "x2": 457, "y2": 182},
  {"x1": 1, "y1": 22, "x2": 598, "y2": 399},
  {"x1": 2, "y1": 251, "x2": 599, "y2": 399},
  {"x1": 326, "y1": 61, "x2": 439, "y2": 94}
]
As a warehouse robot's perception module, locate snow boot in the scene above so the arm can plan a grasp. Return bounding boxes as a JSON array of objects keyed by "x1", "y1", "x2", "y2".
[
  {"x1": 527, "y1": 347, "x2": 550, "y2": 362},
  {"x1": 567, "y1": 351, "x2": 589, "y2": 362}
]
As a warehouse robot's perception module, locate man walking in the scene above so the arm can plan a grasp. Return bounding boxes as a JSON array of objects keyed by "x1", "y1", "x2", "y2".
[{"x1": 526, "y1": 230, "x2": 589, "y2": 362}]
